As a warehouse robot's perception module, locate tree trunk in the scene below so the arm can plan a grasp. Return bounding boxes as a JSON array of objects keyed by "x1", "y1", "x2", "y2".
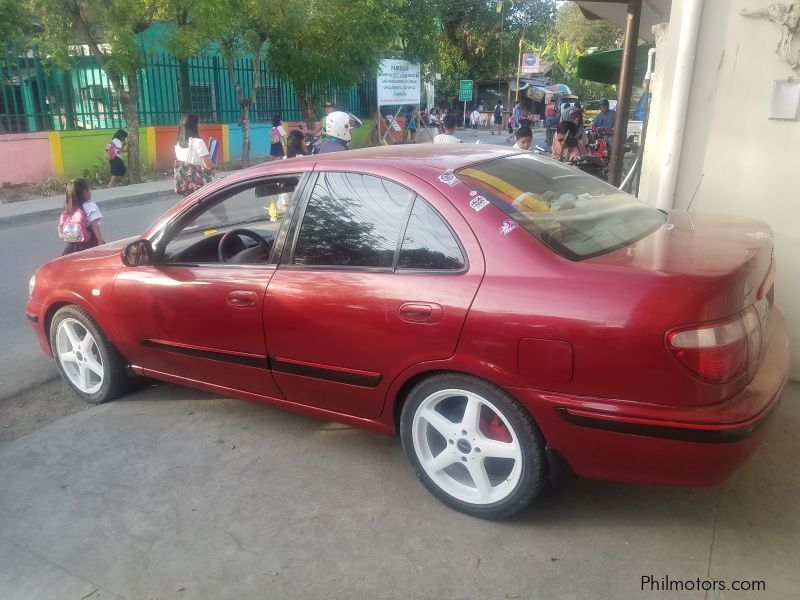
[
  {"x1": 123, "y1": 72, "x2": 141, "y2": 183},
  {"x1": 297, "y1": 87, "x2": 316, "y2": 129},
  {"x1": 241, "y1": 104, "x2": 251, "y2": 167},
  {"x1": 177, "y1": 58, "x2": 191, "y2": 115}
]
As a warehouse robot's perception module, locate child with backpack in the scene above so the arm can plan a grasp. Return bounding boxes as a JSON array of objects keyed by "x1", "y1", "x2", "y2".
[
  {"x1": 107, "y1": 129, "x2": 128, "y2": 186},
  {"x1": 58, "y1": 179, "x2": 105, "y2": 256},
  {"x1": 269, "y1": 114, "x2": 286, "y2": 160}
]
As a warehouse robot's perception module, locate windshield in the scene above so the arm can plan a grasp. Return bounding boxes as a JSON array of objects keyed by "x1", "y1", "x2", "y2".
[{"x1": 456, "y1": 153, "x2": 666, "y2": 260}]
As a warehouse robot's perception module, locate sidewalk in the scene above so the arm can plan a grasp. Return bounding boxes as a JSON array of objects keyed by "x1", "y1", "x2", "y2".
[
  {"x1": 0, "y1": 133, "x2": 546, "y2": 230},
  {"x1": 0, "y1": 177, "x2": 179, "y2": 230}
]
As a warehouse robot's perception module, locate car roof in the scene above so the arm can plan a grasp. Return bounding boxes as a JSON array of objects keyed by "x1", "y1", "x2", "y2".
[{"x1": 274, "y1": 143, "x2": 518, "y2": 172}]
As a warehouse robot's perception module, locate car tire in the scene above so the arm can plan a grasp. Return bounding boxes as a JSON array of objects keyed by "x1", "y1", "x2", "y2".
[
  {"x1": 49, "y1": 305, "x2": 132, "y2": 404},
  {"x1": 400, "y1": 373, "x2": 547, "y2": 519}
]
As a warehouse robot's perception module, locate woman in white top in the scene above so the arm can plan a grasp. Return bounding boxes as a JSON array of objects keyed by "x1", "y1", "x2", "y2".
[{"x1": 174, "y1": 114, "x2": 214, "y2": 196}]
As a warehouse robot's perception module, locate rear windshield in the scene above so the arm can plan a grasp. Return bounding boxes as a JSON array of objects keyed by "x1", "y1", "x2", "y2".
[{"x1": 456, "y1": 153, "x2": 666, "y2": 260}]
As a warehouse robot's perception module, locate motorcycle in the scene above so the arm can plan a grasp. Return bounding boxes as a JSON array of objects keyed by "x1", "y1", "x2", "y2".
[{"x1": 304, "y1": 132, "x2": 322, "y2": 155}]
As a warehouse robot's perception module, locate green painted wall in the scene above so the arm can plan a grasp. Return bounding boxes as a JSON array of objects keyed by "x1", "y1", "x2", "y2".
[
  {"x1": 349, "y1": 119, "x2": 374, "y2": 149},
  {"x1": 60, "y1": 128, "x2": 149, "y2": 179}
]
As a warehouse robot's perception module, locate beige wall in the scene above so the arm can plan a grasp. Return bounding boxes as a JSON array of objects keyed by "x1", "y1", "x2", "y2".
[{"x1": 641, "y1": 0, "x2": 799, "y2": 378}]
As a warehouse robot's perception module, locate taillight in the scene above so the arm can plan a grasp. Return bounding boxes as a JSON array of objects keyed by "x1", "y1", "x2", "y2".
[{"x1": 667, "y1": 305, "x2": 763, "y2": 384}]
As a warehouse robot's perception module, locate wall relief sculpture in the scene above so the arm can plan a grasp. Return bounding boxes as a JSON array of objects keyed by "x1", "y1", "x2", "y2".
[{"x1": 742, "y1": 1, "x2": 800, "y2": 71}]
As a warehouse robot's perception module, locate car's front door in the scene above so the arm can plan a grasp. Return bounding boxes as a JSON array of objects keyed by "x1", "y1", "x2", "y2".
[
  {"x1": 264, "y1": 170, "x2": 484, "y2": 419},
  {"x1": 113, "y1": 175, "x2": 302, "y2": 399}
]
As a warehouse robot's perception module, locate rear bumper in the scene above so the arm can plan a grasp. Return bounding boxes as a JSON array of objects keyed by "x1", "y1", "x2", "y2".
[{"x1": 514, "y1": 308, "x2": 790, "y2": 487}]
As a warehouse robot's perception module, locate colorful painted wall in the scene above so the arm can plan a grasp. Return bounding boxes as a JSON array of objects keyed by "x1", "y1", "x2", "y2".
[
  {"x1": 0, "y1": 133, "x2": 52, "y2": 185},
  {"x1": 0, "y1": 118, "x2": 378, "y2": 185}
]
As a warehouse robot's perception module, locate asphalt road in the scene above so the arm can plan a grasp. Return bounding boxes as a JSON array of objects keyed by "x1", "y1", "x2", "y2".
[{"x1": 0, "y1": 195, "x2": 182, "y2": 400}]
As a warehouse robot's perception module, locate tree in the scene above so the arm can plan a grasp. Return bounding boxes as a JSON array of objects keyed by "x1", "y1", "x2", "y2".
[
  {"x1": 158, "y1": 0, "x2": 210, "y2": 114},
  {"x1": 0, "y1": 0, "x2": 34, "y2": 46},
  {"x1": 541, "y1": 2, "x2": 623, "y2": 100},
  {"x1": 190, "y1": 0, "x2": 276, "y2": 167},
  {"x1": 35, "y1": 0, "x2": 157, "y2": 183},
  {"x1": 267, "y1": 0, "x2": 398, "y2": 126},
  {"x1": 436, "y1": 0, "x2": 557, "y2": 103},
  {"x1": 549, "y1": 2, "x2": 622, "y2": 53},
  {"x1": 435, "y1": 40, "x2": 469, "y2": 107}
]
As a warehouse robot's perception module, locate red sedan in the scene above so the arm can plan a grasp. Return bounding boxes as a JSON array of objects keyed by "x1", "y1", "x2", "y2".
[{"x1": 26, "y1": 145, "x2": 789, "y2": 519}]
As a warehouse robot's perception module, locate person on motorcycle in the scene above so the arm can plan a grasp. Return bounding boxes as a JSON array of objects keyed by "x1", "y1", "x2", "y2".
[
  {"x1": 319, "y1": 111, "x2": 358, "y2": 153},
  {"x1": 551, "y1": 121, "x2": 587, "y2": 160},
  {"x1": 592, "y1": 99, "x2": 616, "y2": 130}
]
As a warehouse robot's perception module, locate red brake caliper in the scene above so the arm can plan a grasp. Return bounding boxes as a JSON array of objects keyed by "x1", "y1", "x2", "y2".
[{"x1": 480, "y1": 413, "x2": 512, "y2": 443}]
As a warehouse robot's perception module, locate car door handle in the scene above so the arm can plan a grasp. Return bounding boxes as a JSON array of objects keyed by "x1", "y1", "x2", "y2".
[
  {"x1": 399, "y1": 302, "x2": 443, "y2": 324},
  {"x1": 227, "y1": 290, "x2": 258, "y2": 308}
]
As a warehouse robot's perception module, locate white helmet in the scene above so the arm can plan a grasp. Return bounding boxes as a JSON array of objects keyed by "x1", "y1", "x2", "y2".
[{"x1": 326, "y1": 111, "x2": 361, "y2": 141}]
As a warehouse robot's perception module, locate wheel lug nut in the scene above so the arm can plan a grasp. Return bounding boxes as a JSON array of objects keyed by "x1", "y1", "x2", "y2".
[
  {"x1": 475, "y1": 448, "x2": 481, "y2": 453},
  {"x1": 448, "y1": 439, "x2": 454, "y2": 445},
  {"x1": 461, "y1": 429, "x2": 467, "y2": 435},
  {"x1": 461, "y1": 457, "x2": 467, "y2": 462}
]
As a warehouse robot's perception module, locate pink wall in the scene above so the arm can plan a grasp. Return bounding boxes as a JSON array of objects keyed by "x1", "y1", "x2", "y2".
[{"x1": 0, "y1": 133, "x2": 53, "y2": 185}]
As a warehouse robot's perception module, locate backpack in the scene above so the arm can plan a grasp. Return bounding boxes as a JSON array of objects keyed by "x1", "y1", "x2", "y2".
[
  {"x1": 58, "y1": 208, "x2": 90, "y2": 243},
  {"x1": 106, "y1": 142, "x2": 117, "y2": 160},
  {"x1": 270, "y1": 127, "x2": 281, "y2": 144}
]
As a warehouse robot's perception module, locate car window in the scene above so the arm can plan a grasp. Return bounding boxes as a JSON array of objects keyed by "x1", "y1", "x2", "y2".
[
  {"x1": 292, "y1": 172, "x2": 413, "y2": 268},
  {"x1": 163, "y1": 177, "x2": 298, "y2": 263},
  {"x1": 398, "y1": 198, "x2": 465, "y2": 271},
  {"x1": 457, "y1": 153, "x2": 666, "y2": 261}
]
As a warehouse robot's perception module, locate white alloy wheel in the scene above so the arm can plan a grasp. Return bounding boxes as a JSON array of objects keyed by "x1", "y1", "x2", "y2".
[
  {"x1": 412, "y1": 388, "x2": 524, "y2": 505},
  {"x1": 49, "y1": 305, "x2": 131, "y2": 404},
  {"x1": 55, "y1": 317, "x2": 105, "y2": 394},
  {"x1": 401, "y1": 374, "x2": 547, "y2": 518}
]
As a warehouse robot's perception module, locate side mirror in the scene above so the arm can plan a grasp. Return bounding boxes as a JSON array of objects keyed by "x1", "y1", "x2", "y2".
[{"x1": 121, "y1": 239, "x2": 155, "y2": 267}]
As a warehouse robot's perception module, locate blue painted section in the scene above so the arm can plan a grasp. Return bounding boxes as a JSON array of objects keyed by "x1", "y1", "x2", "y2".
[{"x1": 227, "y1": 123, "x2": 272, "y2": 160}]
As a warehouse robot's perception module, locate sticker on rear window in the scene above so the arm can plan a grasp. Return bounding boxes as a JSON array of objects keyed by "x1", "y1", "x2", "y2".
[
  {"x1": 438, "y1": 170, "x2": 458, "y2": 186},
  {"x1": 470, "y1": 196, "x2": 490, "y2": 212},
  {"x1": 500, "y1": 219, "x2": 518, "y2": 235}
]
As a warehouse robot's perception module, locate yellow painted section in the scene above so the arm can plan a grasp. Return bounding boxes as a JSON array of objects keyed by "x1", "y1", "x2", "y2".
[
  {"x1": 48, "y1": 131, "x2": 64, "y2": 176},
  {"x1": 221, "y1": 125, "x2": 229, "y2": 163},
  {"x1": 145, "y1": 127, "x2": 157, "y2": 169}
]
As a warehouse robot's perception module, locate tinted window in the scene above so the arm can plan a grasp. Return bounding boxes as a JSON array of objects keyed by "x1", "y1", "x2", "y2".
[
  {"x1": 457, "y1": 154, "x2": 666, "y2": 261},
  {"x1": 293, "y1": 172, "x2": 412, "y2": 268},
  {"x1": 398, "y1": 198, "x2": 465, "y2": 270}
]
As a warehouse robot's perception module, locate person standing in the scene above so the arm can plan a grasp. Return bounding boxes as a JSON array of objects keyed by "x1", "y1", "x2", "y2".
[
  {"x1": 106, "y1": 129, "x2": 127, "y2": 187},
  {"x1": 58, "y1": 178, "x2": 105, "y2": 255},
  {"x1": 174, "y1": 114, "x2": 214, "y2": 196},
  {"x1": 313, "y1": 101, "x2": 335, "y2": 139},
  {"x1": 469, "y1": 107, "x2": 481, "y2": 136},
  {"x1": 433, "y1": 113, "x2": 462, "y2": 144},
  {"x1": 404, "y1": 106, "x2": 417, "y2": 142},
  {"x1": 269, "y1": 114, "x2": 286, "y2": 160},
  {"x1": 545, "y1": 98, "x2": 559, "y2": 149},
  {"x1": 560, "y1": 100, "x2": 574, "y2": 123},
  {"x1": 492, "y1": 102, "x2": 503, "y2": 135}
]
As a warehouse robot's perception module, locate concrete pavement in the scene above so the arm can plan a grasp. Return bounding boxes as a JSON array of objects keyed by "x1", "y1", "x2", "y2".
[{"x1": 0, "y1": 380, "x2": 798, "y2": 599}]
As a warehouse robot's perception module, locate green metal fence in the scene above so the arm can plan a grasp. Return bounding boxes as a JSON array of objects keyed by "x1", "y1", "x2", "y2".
[{"x1": 1, "y1": 45, "x2": 376, "y2": 133}]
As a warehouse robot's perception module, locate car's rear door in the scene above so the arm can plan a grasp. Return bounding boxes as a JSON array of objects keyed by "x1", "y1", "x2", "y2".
[{"x1": 263, "y1": 169, "x2": 484, "y2": 419}]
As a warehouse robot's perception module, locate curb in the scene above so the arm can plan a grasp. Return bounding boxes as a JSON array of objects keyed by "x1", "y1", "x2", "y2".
[{"x1": 0, "y1": 188, "x2": 178, "y2": 230}]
